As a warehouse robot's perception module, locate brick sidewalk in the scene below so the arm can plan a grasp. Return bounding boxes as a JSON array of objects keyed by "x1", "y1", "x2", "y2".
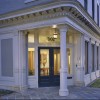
[{"x1": 1, "y1": 86, "x2": 100, "y2": 99}]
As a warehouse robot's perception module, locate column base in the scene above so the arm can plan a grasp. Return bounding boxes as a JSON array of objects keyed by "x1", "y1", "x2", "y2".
[{"x1": 59, "y1": 89, "x2": 69, "y2": 96}]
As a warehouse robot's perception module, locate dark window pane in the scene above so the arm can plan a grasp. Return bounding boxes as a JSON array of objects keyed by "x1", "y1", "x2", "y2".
[
  {"x1": 92, "y1": 0, "x2": 94, "y2": 19},
  {"x1": 92, "y1": 44, "x2": 95, "y2": 72},
  {"x1": 84, "y1": 0, "x2": 88, "y2": 11},
  {"x1": 85, "y1": 41, "x2": 88, "y2": 74},
  {"x1": 97, "y1": 4, "x2": 99, "y2": 26}
]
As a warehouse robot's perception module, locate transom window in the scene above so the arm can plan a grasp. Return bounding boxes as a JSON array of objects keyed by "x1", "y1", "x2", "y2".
[
  {"x1": 38, "y1": 28, "x2": 60, "y2": 44},
  {"x1": 28, "y1": 33, "x2": 34, "y2": 43}
]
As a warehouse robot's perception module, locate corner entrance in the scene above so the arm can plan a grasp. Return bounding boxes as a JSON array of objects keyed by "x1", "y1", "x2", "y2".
[{"x1": 38, "y1": 47, "x2": 60, "y2": 87}]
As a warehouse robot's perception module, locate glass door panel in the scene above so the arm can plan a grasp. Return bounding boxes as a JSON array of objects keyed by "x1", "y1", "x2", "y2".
[
  {"x1": 67, "y1": 48, "x2": 72, "y2": 74},
  {"x1": 39, "y1": 47, "x2": 60, "y2": 87},
  {"x1": 54, "y1": 49, "x2": 60, "y2": 75},
  {"x1": 40, "y1": 49, "x2": 49, "y2": 76}
]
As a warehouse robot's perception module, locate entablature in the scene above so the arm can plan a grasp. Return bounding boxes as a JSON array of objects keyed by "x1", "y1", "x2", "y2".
[{"x1": 0, "y1": 0, "x2": 100, "y2": 39}]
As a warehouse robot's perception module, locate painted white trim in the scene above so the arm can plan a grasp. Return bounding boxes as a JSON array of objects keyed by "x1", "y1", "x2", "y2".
[
  {"x1": 0, "y1": 16, "x2": 99, "y2": 44},
  {"x1": 91, "y1": 39, "x2": 95, "y2": 44},
  {"x1": 96, "y1": 42, "x2": 99, "y2": 46},
  {"x1": 84, "y1": 36, "x2": 90, "y2": 42},
  {"x1": 0, "y1": 1, "x2": 100, "y2": 34}
]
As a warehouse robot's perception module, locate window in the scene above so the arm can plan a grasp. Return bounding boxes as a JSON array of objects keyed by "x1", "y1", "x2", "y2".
[
  {"x1": 66, "y1": 32, "x2": 73, "y2": 44},
  {"x1": 28, "y1": 48, "x2": 35, "y2": 75},
  {"x1": 28, "y1": 32, "x2": 35, "y2": 76},
  {"x1": 92, "y1": 44, "x2": 95, "y2": 72},
  {"x1": 67, "y1": 48, "x2": 72, "y2": 74},
  {"x1": 39, "y1": 28, "x2": 60, "y2": 44},
  {"x1": 92, "y1": 0, "x2": 94, "y2": 19},
  {"x1": 84, "y1": 0, "x2": 88, "y2": 11},
  {"x1": 85, "y1": 41, "x2": 88, "y2": 74},
  {"x1": 97, "y1": 46, "x2": 99, "y2": 70},
  {"x1": 97, "y1": 4, "x2": 99, "y2": 26},
  {"x1": 54, "y1": 49, "x2": 60, "y2": 75},
  {"x1": 28, "y1": 33, "x2": 34, "y2": 43}
]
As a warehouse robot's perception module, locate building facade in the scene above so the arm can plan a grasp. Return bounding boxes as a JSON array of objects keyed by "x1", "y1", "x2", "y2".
[{"x1": 0, "y1": 0, "x2": 100, "y2": 96}]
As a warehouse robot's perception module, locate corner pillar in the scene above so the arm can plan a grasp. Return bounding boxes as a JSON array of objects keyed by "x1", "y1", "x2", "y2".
[
  {"x1": 76, "y1": 34, "x2": 85, "y2": 86},
  {"x1": 14, "y1": 30, "x2": 28, "y2": 93},
  {"x1": 58, "y1": 24, "x2": 69, "y2": 96}
]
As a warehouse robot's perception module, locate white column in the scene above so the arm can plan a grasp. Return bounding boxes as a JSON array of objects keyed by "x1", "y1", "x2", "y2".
[
  {"x1": 75, "y1": 34, "x2": 85, "y2": 86},
  {"x1": 19, "y1": 31, "x2": 28, "y2": 93},
  {"x1": 14, "y1": 31, "x2": 28, "y2": 93},
  {"x1": 80, "y1": 34, "x2": 85, "y2": 84},
  {"x1": 59, "y1": 24, "x2": 69, "y2": 96},
  {"x1": 34, "y1": 31, "x2": 39, "y2": 88}
]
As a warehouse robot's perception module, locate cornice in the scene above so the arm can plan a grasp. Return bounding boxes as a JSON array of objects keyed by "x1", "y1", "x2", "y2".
[{"x1": 0, "y1": 0, "x2": 100, "y2": 37}]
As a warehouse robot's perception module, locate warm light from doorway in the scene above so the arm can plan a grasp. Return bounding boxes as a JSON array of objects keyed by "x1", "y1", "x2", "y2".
[{"x1": 52, "y1": 25, "x2": 57, "y2": 28}]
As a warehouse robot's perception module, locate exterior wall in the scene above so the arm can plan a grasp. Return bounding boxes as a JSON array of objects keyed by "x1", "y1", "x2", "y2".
[
  {"x1": 74, "y1": 33, "x2": 85, "y2": 86},
  {"x1": 0, "y1": 32, "x2": 17, "y2": 91},
  {"x1": 94, "y1": 0, "x2": 98, "y2": 23},
  {"x1": 0, "y1": 0, "x2": 100, "y2": 91},
  {"x1": 77, "y1": 0, "x2": 100, "y2": 25},
  {"x1": 84, "y1": 35, "x2": 100, "y2": 86},
  {"x1": 87, "y1": 0, "x2": 92, "y2": 17},
  {"x1": 0, "y1": 31, "x2": 28, "y2": 92},
  {"x1": 77, "y1": 0, "x2": 84, "y2": 6}
]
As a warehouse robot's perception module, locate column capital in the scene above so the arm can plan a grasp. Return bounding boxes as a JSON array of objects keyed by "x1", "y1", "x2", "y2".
[{"x1": 58, "y1": 24, "x2": 69, "y2": 32}]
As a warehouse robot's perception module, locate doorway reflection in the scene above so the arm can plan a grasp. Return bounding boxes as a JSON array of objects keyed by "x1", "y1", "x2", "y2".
[
  {"x1": 40, "y1": 49, "x2": 49, "y2": 76},
  {"x1": 39, "y1": 48, "x2": 72, "y2": 76},
  {"x1": 54, "y1": 49, "x2": 60, "y2": 75},
  {"x1": 67, "y1": 48, "x2": 72, "y2": 74}
]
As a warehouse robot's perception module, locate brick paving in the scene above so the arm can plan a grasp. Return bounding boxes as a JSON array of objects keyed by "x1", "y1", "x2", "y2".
[{"x1": 1, "y1": 86, "x2": 100, "y2": 99}]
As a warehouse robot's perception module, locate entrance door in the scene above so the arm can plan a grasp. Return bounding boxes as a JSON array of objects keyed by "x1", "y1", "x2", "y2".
[{"x1": 38, "y1": 47, "x2": 60, "y2": 87}]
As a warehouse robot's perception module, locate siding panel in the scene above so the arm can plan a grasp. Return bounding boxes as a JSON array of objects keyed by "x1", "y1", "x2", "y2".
[{"x1": 1, "y1": 38, "x2": 13, "y2": 77}]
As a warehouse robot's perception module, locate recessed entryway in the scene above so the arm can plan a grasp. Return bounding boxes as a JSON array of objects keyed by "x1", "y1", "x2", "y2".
[
  {"x1": 38, "y1": 47, "x2": 60, "y2": 87},
  {"x1": 38, "y1": 47, "x2": 73, "y2": 87}
]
